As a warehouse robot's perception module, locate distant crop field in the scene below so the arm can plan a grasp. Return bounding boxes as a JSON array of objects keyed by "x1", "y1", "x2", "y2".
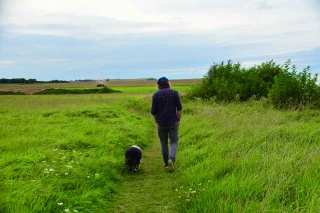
[
  {"x1": 0, "y1": 78, "x2": 202, "y2": 94},
  {"x1": 112, "y1": 85, "x2": 194, "y2": 93}
]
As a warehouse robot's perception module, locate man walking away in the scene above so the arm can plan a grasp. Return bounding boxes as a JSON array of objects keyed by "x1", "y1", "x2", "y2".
[{"x1": 151, "y1": 77, "x2": 182, "y2": 172}]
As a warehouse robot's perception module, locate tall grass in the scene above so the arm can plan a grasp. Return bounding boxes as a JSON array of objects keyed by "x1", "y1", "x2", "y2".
[
  {"x1": 2, "y1": 90, "x2": 320, "y2": 212},
  {"x1": 175, "y1": 98, "x2": 320, "y2": 212},
  {"x1": 0, "y1": 94, "x2": 154, "y2": 213}
]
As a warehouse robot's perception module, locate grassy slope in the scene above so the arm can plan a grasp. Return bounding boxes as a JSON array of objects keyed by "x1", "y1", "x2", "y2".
[
  {"x1": 107, "y1": 96, "x2": 320, "y2": 212},
  {"x1": 0, "y1": 94, "x2": 155, "y2": 213},
  {"x1": 177, "y1": 99, "x2": 320, "y2": 212},
  {"x1": 2, "y1": 86, "x2": 320, "y2": 212}
]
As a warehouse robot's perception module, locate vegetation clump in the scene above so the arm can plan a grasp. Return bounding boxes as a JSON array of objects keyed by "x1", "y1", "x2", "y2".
[
  {"x1": 33, "y1": 87, "x2": 121, "y2": 95},
  {"x1": 0, "y1": 91, "x2": 26, "y2": 95},
  {"x1": 187, "y1": 59, "x2": 319, "y2": 109}
]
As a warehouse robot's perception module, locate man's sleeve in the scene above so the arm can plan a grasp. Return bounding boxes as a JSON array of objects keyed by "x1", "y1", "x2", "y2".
[
  {"x1": 151, "y1": 95, "x2": 157, "y2": 115},
  {"x1": 176, "y1": 92, "x2": 182, "y2": 111}
]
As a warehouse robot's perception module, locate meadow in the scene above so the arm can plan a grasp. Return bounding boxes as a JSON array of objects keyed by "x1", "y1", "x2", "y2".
[{"x1": 1, "y1": 80, "x2": 320, "y2": 212}]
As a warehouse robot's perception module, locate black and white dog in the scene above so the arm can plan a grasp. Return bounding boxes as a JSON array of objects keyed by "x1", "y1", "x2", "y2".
[{"x1": 125, "y1": 145, "x2": 142, "y2": 173}]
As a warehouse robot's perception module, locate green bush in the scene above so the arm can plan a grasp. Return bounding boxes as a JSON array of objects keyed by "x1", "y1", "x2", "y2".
[
  {"x1": 268, "y1": 60, "x2": 320, "y2": 109},
  {"x1": 187, "y1": 60, "x2": 280, "y2": 102},
  {"x1": 187, "y1": 59, "x2": 319, "y2": 109}
]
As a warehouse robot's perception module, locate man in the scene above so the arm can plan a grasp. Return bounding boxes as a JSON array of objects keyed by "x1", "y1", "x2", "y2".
[{"x1": 151, "y1": 77, "x2": 182, "y2": 172}]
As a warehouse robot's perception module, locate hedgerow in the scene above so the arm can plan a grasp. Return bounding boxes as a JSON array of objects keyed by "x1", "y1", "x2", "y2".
[{"x1": 33, "y1": 87, "x2": 121, "y2": 95}]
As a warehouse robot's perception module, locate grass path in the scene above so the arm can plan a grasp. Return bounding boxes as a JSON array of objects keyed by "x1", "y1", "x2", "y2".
[{"x1": 107, "y1": 130, "x2": 181, "y2": 213}]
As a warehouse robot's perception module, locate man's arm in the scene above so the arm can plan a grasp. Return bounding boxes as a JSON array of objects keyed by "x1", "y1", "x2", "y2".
[
  {"x1": 177, "y1": 110, "x2": 182, "y2": 122},
  {"x1": 151, "y1": 94, "x2": 158, "y2": 122}
]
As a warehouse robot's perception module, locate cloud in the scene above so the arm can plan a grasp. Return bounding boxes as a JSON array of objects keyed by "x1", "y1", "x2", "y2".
[
  {"x1": 255, "y1": 0, "x2": 274, "y2": 10},
  {"x1": 0, "y1": 60, "x2": 17, "y2": 65},
  {"x1": 0, "y1": 0, "x2": 319, "y2": 80}
]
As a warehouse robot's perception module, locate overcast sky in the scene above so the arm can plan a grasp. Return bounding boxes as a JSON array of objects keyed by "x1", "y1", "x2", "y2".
[{"x1": 0, "y1": 0, "x2": 319, "y2": 81}]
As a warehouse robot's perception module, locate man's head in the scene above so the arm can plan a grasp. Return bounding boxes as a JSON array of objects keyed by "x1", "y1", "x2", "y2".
[{"x1": 157, "y1": 77, "x2": 170, "y2": 88}]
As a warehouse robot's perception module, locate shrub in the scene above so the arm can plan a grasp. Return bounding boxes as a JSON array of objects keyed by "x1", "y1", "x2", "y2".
[
  {"x1": 187, "y1": 59, "x2": 319, "y2": 109},
  {"x1": 187, "y1": 60, "x2": 280, "y2": 102},
  {"x1": 268, "y1": 60, "x2": 320, "y2": 109}
]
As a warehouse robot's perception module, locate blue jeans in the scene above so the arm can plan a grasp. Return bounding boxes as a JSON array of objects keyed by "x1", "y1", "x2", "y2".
[{"x1": 157, "y1": 122, "x2": 179, "y2": 164}]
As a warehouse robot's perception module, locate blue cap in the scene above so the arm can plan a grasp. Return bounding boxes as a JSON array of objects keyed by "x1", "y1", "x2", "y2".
[{"x1": 157, "y1": 77, "x2": 169, "y2": 84}]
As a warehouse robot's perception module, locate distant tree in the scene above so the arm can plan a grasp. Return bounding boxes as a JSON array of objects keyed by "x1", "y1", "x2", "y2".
[{"x1": 27, "y1": 79, "x2": 37, "y2": 84}]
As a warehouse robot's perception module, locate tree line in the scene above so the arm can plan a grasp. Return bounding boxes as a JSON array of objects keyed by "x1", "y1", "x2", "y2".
[{"x1": 0, "y1": 78, "x2": 69, "y2": 84}]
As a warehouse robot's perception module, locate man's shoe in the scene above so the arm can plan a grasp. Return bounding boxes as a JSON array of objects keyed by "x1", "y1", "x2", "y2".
[
  {"x1": 163, "y1": 163, "x2": 168, "y2": 168},
  {"x1": 168, "y1": 160, "x2": 175, "y2": 172}
]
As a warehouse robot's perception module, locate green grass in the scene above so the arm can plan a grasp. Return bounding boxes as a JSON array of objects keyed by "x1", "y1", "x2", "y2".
[
  {"x1": 1, "y1": 89, "x2": 320, "y2": 212},
  {"x1": 176, "y1": 99, "x2": 320, "y2": 212},
  {"x1": 0, "y1": 94, "x2": 154, "y2": 212}
]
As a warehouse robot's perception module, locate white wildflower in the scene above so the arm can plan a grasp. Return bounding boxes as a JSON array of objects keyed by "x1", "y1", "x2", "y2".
[
  {"x1": 64, "y1": 209, "x2": 70, "y2": 212},
  {"x1": 57, "y1": 202, "x2": 63, "y2": 206},
  {"x1": 66, "y1": 165, "x2": 73, "y2": 169},
  {"x1": 49, "y1": 168, "x2": 54, "y2": 172},
  {"x1": 65, "y1": 173, "x2": 69, "y2": 175}
]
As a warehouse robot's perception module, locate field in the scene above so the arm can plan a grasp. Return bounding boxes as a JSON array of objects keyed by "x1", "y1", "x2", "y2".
[
  {"x1": 1, "y1": 79, "x2": 320, "y2": 212},
  {"x1": 0, "y1": 79, "x2": 202, "y2": 94}
]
